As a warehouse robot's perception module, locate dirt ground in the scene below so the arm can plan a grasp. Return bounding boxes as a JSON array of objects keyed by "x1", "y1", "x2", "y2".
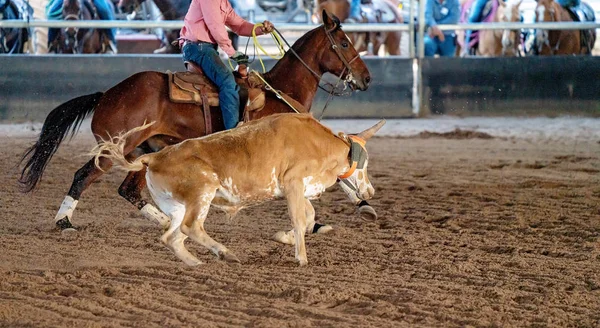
[{"x1": 1, "y1": 123, "x2": 599, "y2": 327}]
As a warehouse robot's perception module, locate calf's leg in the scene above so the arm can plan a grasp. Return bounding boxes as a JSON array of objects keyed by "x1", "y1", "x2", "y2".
[
  {"x1": 285, "y1": 181, "x2": 309, "y2": 266},
  {"x1": 159, "y1": 203, "x2": 202, "y2": 266},
  {"x1": 273, "y1": 199, "x2": 331, "y2": 245},
  {"x1": 180, "y1": 192, "x2": 241, "y2": 264}
]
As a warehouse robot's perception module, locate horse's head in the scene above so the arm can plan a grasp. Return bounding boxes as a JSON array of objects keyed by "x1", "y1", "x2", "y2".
[
  {"x1": 498, "y1": 0, "x2": 522, "y2": 55},
  {"x1": 318, "y1": 10, "x2": 371, "y2": 91},
  {"x1": 534, "y1": 0, "x2": 557, "y2": 50},
  {"x1": 62, "y1": 0, "x2": 82, "y2": 48}
]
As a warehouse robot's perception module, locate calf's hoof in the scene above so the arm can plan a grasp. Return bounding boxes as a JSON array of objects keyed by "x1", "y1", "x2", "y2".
[
  {"x1": 358, "y1": 204, "x2": 378, "y2": 220},
  {"x1": 272, "y1": 231, "x2": 295, "y2": 245},
  {"x1": 297, "y1": 259, "x2": 308, "y2": 267},
  {"x1": 220, "y1": 251, "x2": 241, "y2": 264},
  {"x1": 312, "y1": 223, "x2": 333, "y2": 234}
]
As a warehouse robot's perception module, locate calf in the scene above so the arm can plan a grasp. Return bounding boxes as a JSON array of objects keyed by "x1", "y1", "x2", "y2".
[{"x1": 92, "y1": 113, "x2": 385, "y2": 266}]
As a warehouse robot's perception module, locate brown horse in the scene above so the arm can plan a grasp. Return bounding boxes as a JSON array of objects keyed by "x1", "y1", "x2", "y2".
[
  {"x1": 49, "y1": 0, "x2": 112, "y2": 53},
  {"x1": 314, "y1": 0, "x2": 403, "y2": 56},
  {"x1": 456, "y1": 0, "x2": 523, "y2": 57},
  {"x1": 19, "y1": 11, "x2": 372, "y2": 234},
  {"x1": 534, "y1": 0, "x2": 596, "y2": 55}
]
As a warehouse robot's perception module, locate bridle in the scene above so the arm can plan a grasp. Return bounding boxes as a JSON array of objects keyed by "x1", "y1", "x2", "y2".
[
  {"x1": 61, "y1": 0, "x2": 95, "y2": 53},
  {"x1": 271, "y1": 24, "x2": 362, "y2": 119},
  {"x1": 273, "y1": 25, "x2": 361, "y2": 94}
]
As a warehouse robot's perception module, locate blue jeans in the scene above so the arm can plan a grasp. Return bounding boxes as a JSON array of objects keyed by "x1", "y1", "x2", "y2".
[
  {"x1": 424, "y1": 34, "x2": 456, "y2": 56},
  {"x1": 47, "y1": 0, "x2": 116, "y2": 45},
  {"x1": 183, "y1": 43, "x2": 240, "y2": 130},
  {"x1": 350, "y1": 0, "x2": 361, "y2": 19},
  {"x1": 464, "y1": 0, "x2": 488, "y2": 50}
]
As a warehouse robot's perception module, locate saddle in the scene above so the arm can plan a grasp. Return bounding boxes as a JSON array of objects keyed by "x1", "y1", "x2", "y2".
[
  {"x1": 566, "y1": 3, "x2": 596, "y2": 53},
  {"x1": 167, "y1": 61, "x2": 267, "y2": 134}
]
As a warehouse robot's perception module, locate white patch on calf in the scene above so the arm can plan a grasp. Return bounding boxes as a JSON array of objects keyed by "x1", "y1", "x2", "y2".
[
  {"x1": 303, "y1": 176, "x2": 325, "y2": 199},
  {"x1": 145, "y1": 171, "x2": 186, "y2": 223},
  {"x1": 54, "y1": 196, "x2": 78, "y2": 222},
  {"x1": 268, "y1": 167, "x2": 284, "y2": 197},
  {"x1": 215, "y1": 177, "x2": 241, "y2": 204}
]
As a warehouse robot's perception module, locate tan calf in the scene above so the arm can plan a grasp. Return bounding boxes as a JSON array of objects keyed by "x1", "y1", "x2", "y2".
[{"x1": 92, "y1": 113, "x2": 385, "y2": 266}]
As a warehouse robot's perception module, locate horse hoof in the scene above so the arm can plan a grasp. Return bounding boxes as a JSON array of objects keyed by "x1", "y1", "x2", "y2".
[
  {"x1": 297, "y1": 259, "x2": 308, "y2": 267},
  {"x1": 272, "y1": 231, "x2": 295, "y2": 245},
  {"x1": 312, "y1": 223, "x2": 333, "y2": 234},
  {"x1": 56, "y1": 217, "x2": 77, "y2": 232},
  {"x1": 220, "y1": 251, "x2": 241, "y2": 264},
  {"x1": 358, "y1": 205, "x2": 378, "y2": 220}
]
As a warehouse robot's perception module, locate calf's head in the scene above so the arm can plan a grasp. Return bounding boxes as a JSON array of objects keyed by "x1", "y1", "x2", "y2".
[{"x1": 338, "y1": 120, "x2": 386, "y2": 201}]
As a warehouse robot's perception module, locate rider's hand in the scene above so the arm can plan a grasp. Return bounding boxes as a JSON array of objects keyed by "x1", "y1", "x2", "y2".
[
  {"x1": 230, "y1": 51, "x2": 249, "y2": 65},
  {"x1": 261, "y1": 20, "x2": 274, "y2": 34}
]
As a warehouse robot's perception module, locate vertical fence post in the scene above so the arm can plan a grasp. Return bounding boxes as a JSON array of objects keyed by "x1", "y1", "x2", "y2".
[
  {"x1": 409, "y1": 0, "x2": 415, "y2": 58},
  {"x1": 412, "y1": 0, "x2": 426, "y2": 116}
]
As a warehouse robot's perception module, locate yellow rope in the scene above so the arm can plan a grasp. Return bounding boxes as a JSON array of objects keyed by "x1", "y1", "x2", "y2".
[
  {"x1": 252, "y1": 23, "x2": 286, "y2": 73},
  {"x1": 252, "y1": 71, "x2": 300, "y2": 114}
]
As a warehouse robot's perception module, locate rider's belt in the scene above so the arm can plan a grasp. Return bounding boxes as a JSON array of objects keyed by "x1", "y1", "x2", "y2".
[{"x1": 181, "y1": 39, "x2": 218, "y2": 50}]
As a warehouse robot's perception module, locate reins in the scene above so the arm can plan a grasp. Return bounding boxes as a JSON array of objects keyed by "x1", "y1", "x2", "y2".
[{"x1": 246, "y1": 23, "x2": 359, "y2": 119}]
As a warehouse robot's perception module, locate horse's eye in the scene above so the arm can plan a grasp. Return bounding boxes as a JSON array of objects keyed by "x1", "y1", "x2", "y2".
[{"x1": 341, "y1": 42, "x2": 349, "y2": 48}]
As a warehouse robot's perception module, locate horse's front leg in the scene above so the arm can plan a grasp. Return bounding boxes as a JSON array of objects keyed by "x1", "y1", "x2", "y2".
[{"x1": 118, "y1": 169, "x2": 171, "y2": 230}]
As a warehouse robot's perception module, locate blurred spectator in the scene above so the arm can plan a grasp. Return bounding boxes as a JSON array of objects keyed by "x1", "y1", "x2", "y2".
[
  {"x1": 46, "y1": 0, "x2": 117, "y2": 52},
  {"x1": 29, "y1": 0, "x2": 49, "y2": 54},
  {"x1": 463, "y1": 0, "x2": 485, "y2": 56},
  {"x1": 424, "y1": 0, "x2": 459, "y2": 56},
  {"x1": 346, "y1": 0, "x2": 362, "y2": 23}
]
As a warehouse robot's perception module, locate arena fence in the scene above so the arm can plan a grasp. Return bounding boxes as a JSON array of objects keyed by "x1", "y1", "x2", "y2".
[
  {"x1": 1, "y1": 1, "x2": 600, "y2": 118},
  {"x1": 1, "y1": 55, "x2": 599, "y2": 121}
]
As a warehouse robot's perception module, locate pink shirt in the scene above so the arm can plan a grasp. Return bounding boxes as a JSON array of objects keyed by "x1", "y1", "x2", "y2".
[{"x1": 180, "y1": 0, "x2": 263, "y2": 57}]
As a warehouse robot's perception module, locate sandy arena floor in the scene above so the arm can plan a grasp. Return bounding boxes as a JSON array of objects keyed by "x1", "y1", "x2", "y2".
[{"x1": 1, "y1": 118, "x2": 599, "y2": 327}]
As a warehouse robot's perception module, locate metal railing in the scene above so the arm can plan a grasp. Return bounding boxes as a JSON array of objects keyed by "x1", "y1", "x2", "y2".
[
  {"x1": 1, "y1": 6, "x2": 599, "y2": 117},
  {"x1": 1, "y1": 18, "x2": 598, "y2": 31}
]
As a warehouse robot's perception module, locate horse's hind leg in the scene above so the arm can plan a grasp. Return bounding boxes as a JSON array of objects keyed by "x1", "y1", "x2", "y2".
[
  {"x1": 55, "y1": 156, "x2": 113, "y2": 231},
  {"x1": 118, "y1": 139, "x2": 179, "y2": 229},
  {"x1": 118, "y1": 169, "x2": 170, "y2": 230}
]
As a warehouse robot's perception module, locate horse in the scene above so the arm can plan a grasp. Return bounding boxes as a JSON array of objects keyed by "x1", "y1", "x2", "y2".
[
  {"x1": 117, "y1": 0, "x2": 189, "y2": 53},
  {"x1": 456, "y1": 0, "x2": 523, "y2": 56},
  {"x1": 314, "y1": 0, "x2": 403, "y2": 56},
  {"x1": 533, "y1": 0, "x2": 596, "y2": 55},
  {"x1": 49, "y1": 0, "x2": 113, "y2": 53},
  {"x1": 0, "y1": 0, "x2": 33, "y2": 53},
  {"x1": 19, "y1": 11, "x2": 373, "y2": 237}
]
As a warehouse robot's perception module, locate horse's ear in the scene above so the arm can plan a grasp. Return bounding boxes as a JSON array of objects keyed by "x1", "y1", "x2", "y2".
[{"x1": 322, "y1": 9, "x2": 339, "y2": 29}]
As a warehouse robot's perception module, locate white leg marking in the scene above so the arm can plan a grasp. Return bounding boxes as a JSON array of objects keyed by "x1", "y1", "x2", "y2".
[
  {"x1": 54, "y1": 196, "x2": 78, "y2": 223},
  {"x1": 140, "y1": 204, "x2": 171, "y2": 229}
]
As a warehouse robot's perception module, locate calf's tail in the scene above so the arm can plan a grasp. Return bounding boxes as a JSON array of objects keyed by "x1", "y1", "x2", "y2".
[{"x1": 89, "y1": 121, "x2": 156, "y2": 172}]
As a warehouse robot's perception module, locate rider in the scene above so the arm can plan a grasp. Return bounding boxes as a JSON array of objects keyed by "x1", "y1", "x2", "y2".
[
  {"x1": 346, "y1": 0, "x2": 363, "y2": 23},
  {"x1": 462, "y1": 0, "x2": 487, "y2": 56},
  {"x1": 179, "y1": 0, "x2": 274, "y2": 130},
  {"x1": 45, "y1": 0, "x2": 117, "y2": 53}
]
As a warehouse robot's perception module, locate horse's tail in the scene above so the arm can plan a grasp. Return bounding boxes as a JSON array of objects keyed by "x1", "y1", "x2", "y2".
[
  {"x1": 89, "y1": 121, "x2": 156, "y2": 173},
  {"x1": 19, "y1": 92, "x2": 104, "y2": 192}
]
